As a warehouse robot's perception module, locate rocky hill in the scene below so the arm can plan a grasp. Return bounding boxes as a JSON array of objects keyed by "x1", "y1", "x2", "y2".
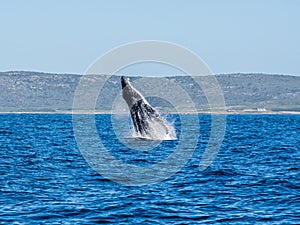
[{"x1": 0, "y1": 71, "x2": 299, "y2": 113}]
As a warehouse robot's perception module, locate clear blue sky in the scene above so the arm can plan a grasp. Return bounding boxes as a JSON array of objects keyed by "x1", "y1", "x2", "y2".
[{"x1": 1, "y1": 0, "x2": 299, "y2": 75}]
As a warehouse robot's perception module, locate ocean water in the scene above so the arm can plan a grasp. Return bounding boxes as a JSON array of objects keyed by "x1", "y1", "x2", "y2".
[{"x1": 0, "y1": 114, "x2": 299, "y2": 224}]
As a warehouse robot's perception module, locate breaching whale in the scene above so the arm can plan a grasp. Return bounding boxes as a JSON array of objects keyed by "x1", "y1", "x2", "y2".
[{"x1": 121, "y1": 76, "x2": 172, "y2": 140}]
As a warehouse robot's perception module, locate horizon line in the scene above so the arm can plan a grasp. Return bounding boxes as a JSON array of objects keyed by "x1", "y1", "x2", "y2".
[{"x1": 0, "y1": 70, "x2": 299, "y2": 77}]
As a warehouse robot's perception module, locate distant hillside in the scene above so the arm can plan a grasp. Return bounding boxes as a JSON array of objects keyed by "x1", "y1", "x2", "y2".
[
  {"x1": 217, "y1": 73, "x2": 300, "y2": 112},
  {"x1": 0, "y1": 71, "x2": 299, "y2": 113}
]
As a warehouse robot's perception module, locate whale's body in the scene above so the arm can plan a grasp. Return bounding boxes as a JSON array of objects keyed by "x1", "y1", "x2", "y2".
[{"x1": 121, "y1": 76, "x2": 171, "y2": 139}]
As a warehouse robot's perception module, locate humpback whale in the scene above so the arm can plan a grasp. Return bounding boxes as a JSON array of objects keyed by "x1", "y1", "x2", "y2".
[{"x1": 121, "y1": 76, "x2": 173, "y2": 140}]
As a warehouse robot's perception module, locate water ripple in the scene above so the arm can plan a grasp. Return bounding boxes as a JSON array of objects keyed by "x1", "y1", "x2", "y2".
[{"x1": 0, "y1": 114, "x2": 299, "y2": 224}]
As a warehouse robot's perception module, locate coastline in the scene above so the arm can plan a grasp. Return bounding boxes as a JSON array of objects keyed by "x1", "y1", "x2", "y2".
[{"x1": 1, "y1": 110, "x2": 300, "y2": 115}]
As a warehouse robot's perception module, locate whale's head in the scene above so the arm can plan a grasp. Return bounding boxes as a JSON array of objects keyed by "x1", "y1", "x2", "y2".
[
  {"x1": 121, "y1": 76, "x2": 130, "y2": 89},
  {"x1": 121, "y1": 76, "x2": 145, "y2": 107}
]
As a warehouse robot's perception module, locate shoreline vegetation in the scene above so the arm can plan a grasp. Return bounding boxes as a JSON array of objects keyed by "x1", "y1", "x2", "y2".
[{"x1": 1, "y1": 72, "x2": 299, "y2": 115}]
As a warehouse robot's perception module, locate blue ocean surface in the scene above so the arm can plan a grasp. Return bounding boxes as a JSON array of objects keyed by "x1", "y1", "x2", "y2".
[{"x1": 0, "y1": 114, "x2": 299, "y2": 224}]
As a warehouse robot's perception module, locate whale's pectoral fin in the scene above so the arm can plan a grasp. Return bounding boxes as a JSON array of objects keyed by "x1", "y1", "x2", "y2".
[
  {"x1": 143, "y1": 103, "x2": 160, "y2": 119},
  {"x1": 130, "y1": 109, "x2": 139, "y2": 134},
  {"x1": 130, "y1": 108, "x2": 149, "y2": 137},
  {"x1": 144, "y1": 103, "x2": 156, "y2": 114},
  {"x1": 131, "y1": 104, "x2": 144, "y2": 135}
]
